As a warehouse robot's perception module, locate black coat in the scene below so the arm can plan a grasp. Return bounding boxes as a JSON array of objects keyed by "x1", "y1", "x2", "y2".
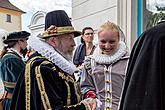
[
  {"x1": 119, "y1": 22, "x2": 165, "y2": 110},
  {"x1": 73, "y1": 43, "x2": 86, "y2": 67},
  {"x1": 73, "y1": 43, "x2": 95, "y2": 67},
  {"x1": 10, "y1": 52, "x2": 87, "y2": 110}
]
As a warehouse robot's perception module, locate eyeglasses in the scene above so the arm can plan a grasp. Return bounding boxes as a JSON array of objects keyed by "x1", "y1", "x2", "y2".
[{"x1": 84, "y1": 33, "x2": 94, "y2": 35}]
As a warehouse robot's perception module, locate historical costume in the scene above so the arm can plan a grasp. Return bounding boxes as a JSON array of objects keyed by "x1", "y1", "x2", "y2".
[
  {"x1": 118, "y1": 18, "x2": 165, "y2": 110},
  {"x1": 10, "y1": 10, "x2": 93, "y2": 110},
  {"x1": 0, "y1": 31, "x2": 30, "y2": 110},
  {"x1": 80, "y1": 22, "x2": 129, "y2": 110}
]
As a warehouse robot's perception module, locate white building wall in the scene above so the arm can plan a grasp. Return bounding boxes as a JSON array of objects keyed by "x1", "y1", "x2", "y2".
[
  {"x1": 0, "y1": 11, "x2": 22, "y2": 32},
  {"x1": 117, "y1": 0, "x2": 137, "y2": 50},
  {"x1": 72, "y1": 0, "x2": 137, "y2": 50}
]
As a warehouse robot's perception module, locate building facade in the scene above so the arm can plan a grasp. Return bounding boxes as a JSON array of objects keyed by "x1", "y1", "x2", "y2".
[
  {"x1": 0, "y1": 0, "x2": 25, "y2": 32},
  {"x1": 28, "y1": 11, "x2": 46, "y2": 38},
  {"x1": 72, "y1": 0, "x2": 151, "y2": 49}
]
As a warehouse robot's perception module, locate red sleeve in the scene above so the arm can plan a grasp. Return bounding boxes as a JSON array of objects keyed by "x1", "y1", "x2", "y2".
[{"x1": 85, "y1": 90, "x2": 96, "y2": 98}]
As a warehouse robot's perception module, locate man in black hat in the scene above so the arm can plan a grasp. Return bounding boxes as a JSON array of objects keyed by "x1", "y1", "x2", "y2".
[
  {"x1": 0, "y1": 31, "x2": 30, "y2": 109},
  {"x1": 118, "y1": 16, "x2": 165, "y2": 110},
  {"x1": 10, "y1": 10, "x2": 96, "y2": 110}
]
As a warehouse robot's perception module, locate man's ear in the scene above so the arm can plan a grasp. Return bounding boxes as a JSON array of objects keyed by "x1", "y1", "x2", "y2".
[{"x1": 47, "y1": 37, "x2": 57, "y2": 47}]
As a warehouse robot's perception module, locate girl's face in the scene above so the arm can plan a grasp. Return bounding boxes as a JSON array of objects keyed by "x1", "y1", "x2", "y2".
[{"x1": 98, "y1": 29, "x2": 119, "y2": 55}]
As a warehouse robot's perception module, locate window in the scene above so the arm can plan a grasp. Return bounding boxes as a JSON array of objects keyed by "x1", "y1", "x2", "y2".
[{"x1": 6, "y1": 14, "x2": 11, "y2": 22}]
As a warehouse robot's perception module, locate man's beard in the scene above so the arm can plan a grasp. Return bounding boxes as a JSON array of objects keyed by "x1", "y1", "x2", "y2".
[
  {"x1": 53, "y1": 47, "x2": 73, "y2": 62},
  {"x1": 20, "y1": 48, "x2": 28, "y2": 57},
  {"x1": 63, "y1": 52, "x2": 73, "y2": 61}
]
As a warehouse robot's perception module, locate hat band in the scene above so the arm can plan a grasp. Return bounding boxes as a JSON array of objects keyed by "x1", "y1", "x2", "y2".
[{"x1": 42, "y1": 25, "x2": 75, "y2": 38}]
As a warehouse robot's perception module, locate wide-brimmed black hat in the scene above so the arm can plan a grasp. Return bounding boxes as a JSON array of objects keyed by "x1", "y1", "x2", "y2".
[
  {"x1": 40, "y1": 10, "x2": 81, "y2": 39},
  {"x1": 3, "y1": 31, "x2": 30, "y2": 44}
]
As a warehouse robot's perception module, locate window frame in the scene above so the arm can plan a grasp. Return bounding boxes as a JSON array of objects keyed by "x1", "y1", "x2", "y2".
[{"x1": 6, "y1": 14, "x2": 11, "y2": 23}]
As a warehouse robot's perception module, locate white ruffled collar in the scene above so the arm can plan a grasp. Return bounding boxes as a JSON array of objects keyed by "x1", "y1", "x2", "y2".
[
  {"x1": 91, "y1": 41, "x2": 127, "y2": 64},
  {"x1": 28, "y1": 37, "x2": 77, "y2": 75},
  {"x1": 8, "y1": 48, "x2": 23, "y2": 58}
]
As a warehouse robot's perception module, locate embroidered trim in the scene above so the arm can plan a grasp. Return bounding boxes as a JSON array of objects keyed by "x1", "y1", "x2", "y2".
[
  {"x1": 25, "y1": 56, "x2": 44, "y2": 110},
  {"x1": 3, "y1": 81, "x2": 16, "y2": 88},
  {"x1": 58, "y1": 72, "x2": 75, "y2": 83},
  {"x1": 28, "y1": 37, "x2": 77, "y2": 75},
  {"x1": 42, "y1": 25, "x2": 76, "y2": 38},
  {"x1": 104, "y1": 65, "x2": 113, "y2": 109},
  {"x1": 65, "y1": 103, "x2": 82, "y2": 108},
  {"x1": 91, "y1": 41, "x2": 127, "y2": 64},
  {"x1": 74, "y1": 83, "x2": 81, "y2": 102},
  {"x1": 25, "y1": 57, "x2": 35, "y2": 110},
  {"x1": 35, "y1": 61, "x2": 52, "y2": 110},
  {"x1": 58, "y1": 71, "x2": 81, "y2": 104},
  {"x1": 64, "y1": 81, "x2": 71, "y2": 105}
]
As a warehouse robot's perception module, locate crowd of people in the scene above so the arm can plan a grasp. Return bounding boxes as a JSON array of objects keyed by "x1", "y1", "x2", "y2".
[{"x1": 0, "y1": 10, "x2": 164, "y2": 110}]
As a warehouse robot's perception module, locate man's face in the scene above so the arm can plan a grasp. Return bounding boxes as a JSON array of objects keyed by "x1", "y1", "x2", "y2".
[
  {"x1": 55, "y1": 33, "x2": 76, "y2": 60},
  {"x1": 98, "y1": 29, "x2": 119, "y2": 55},
  {"x1": 18, "y1": 38, "x2": 28, "y2": 55}
]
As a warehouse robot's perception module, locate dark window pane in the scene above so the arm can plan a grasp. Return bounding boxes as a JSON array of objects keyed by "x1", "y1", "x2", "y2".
[{"x1": 6, "y1": 14, "x2": 11, "y2": 23}]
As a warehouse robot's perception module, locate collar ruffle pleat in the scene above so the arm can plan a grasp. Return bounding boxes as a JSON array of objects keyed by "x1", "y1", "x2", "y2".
[
  {"x1": 90, "y1": 41, "x2": 127, "y2": 64},
  {"x1": 7, "y1": 48, "x2": 22, "y2": 58},
  {"x1": 28, "y1": 37, "x2": 77, "y2": 75}
]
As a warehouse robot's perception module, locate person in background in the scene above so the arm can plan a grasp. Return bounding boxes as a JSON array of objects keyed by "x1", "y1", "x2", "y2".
[
  {"x1": 73, "y1": 27, "x2": 96, "y2": 67},
  {"x1": 0, "y1": 29, "x2": 8, "y2": 98},
  {"x1": 73, "y1": 27, "x2": 96, "y2": 82},
  {"x1": 10, "y1": 10, "x2": 96, "y2": 110},
  {"x1": 0, "y1": 31, "x2": 30, "y2": 110},
  {"x1": 0, "y1": 29, "x2": 8, "y2": 58},
  {"x1": 118, "y1": 16, "x2": 165, "y2": 110},
  {"x1": 80, "y1": 21, "x2": 129, "y2": 110}
]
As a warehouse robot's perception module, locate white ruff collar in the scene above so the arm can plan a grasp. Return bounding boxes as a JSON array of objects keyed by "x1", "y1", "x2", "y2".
[
  {"x1": 8, "y1": 48, "x2": 22, "y2": 58},
  {"x1": 28, "y1": 37, "x2": 77, "y2": 75},
  {"x1": 91, "y1": 41, "x2": 127, "y2": 64}
]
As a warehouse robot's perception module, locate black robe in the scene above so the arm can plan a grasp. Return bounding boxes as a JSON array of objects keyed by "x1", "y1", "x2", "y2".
[
  {"x1": 10, "y1": 52, "x2": 88, "y2": 110},
  {"x1": 119, "y1": 22, "x2": 165, "y2": 110}
]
